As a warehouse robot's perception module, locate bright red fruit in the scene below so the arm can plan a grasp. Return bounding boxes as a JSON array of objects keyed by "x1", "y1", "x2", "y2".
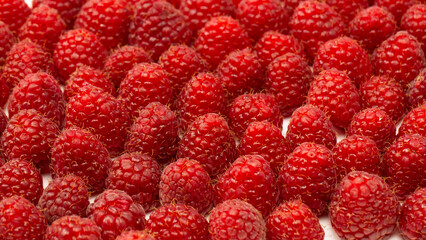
[
  {"x1": 0, "y1": 110, "x2": 7, "y2": 135},
  {"x1": 375, "y1": 0, "x2": 420, "y2": 23},
  {"x1": 325, "y1": 0, "x2": 369, "y2": 24},
  {"x1": 407, "y1": 68, "x2": 426, "y2": 107},
  {"x1": 44, "y1": 215, "x2": 102, "y2": 240},
  {"x1": 0, "y1": 20, "x2": 15, "y2": 67},
  {"x1": 0, "y1": 78, "x2": 8, "y2": 108},
  {"x1": 401, "y1": 4, "x2": 426, "y2": 54},
  {"x1": 0, "y1": 0, "x2": 31, "y2": 33},
  {"x1": 116, "y1": 231, "x2": 156, "y2": 240},
  {"x1": 33, "y1": 0, "x2": 87, "y2": 27},
  {"x1": 399, "y1": 103, "x2": 426, "y2": 138},
  {"x1": 399, "y1": 188, "x2": 426, "y2": 240}
]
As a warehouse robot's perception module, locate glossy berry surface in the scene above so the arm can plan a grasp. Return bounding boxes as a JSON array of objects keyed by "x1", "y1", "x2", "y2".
[
  {"x1": 399, "y1": 103, "x2": 426, "y2": 138},
  {"x1": 407, "y1": 66, "x2": 426, "y2": 107},
  {"x1": 116, "y1": 231, "x2": 156, "y2": 240},
  {"x1": 0, "y1": 0, "x2": 31, "y2": 33},
  {"x1": 401, "y1": 4, "x2": 426, "y2": 54},
  {"x1": 44, "y1": 215, "x2": 102, "y2": 240},
  {"x1": 399, "y1": 188, "x2": 426, "y2": 240}
]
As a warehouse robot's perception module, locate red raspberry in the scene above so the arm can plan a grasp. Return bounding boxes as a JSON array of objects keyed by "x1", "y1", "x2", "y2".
[
  {"x1": 209, "y1": 199, "x2": 266, "y2": 240},
  {"x1": 398, "y1": 103, "x2": 426, "y2": 137},
  {"x1": 325, "y1": 0, "x2": 369, "y2": 24},
  {"x1": 194, "y1": 16, "x2": 251, "y2": 69},
  {"x1": 0, "y1": 196, "x2": 47, "y2": 240},
  {"x1": 33, "y1": 0, "x2": 87, "y2": 28},
  {"x1": 117, "y1": 231, "x2": 156, "y2": 240},
  {"x1": 37, "y1": 175, "x2": 89, "y2": 224},
  {"x1": 281, "y1": 0, "x2": 302, "y2": 17},
  {"x1": 384, "y1": 133, "x2": 426, "y2": 199},
  {"x1": 75, "y1": 0, "x2": 129, "y2": 49},
  {"x1": 330, "y1": 171, "x2": 398, "y2": 240},
  {"x1": 307, "y1": 69, "x2": 362, "y2": 129},
  {"x1": 54, "y1": 28, "x2": 107, "y2": 80},
  {"x1": 0, "y1": 78, "x2": 8, "y2": 108},
  {"x1": 215, "y1": 155, "x2": 279, "y2": 216},
  {"x1": 266, "y1": 53, "x2": 313, "y2": 116},
  {"x1": 401, "y1": 4, "x2": 426, "y2": 55},
  {"x1": 65, "y1": 86, "x2": 131, "y2": 156},
  {"x1": 375, "y1": 0, "x2": 420, "y2": 23},
  {"x1": 44, "y1": 215, "x2": 102, "y2": 240},
  {"x1": 105, "y1": 152, "x2": 161, "y2": 211},
  {"x1": 286, "y1": 105, "x2": 337, "y2": 150},
  {"x1": 87, "y1": 190, "x2": 146, "y2": 240},
  {"x1": 407, "y1": 68, "x2": 426, "y2": 107},
  {"x1": 372, "y1": 31, "x2": 425, "y2": 87},
  {"x1": 118, "y1": 63, "x2": 172, "y2": 119},
  {"x1": 238, "y1": 121, "x2": 291, "y2": 175},
  {"x1": 266, "y1": 200, "x2": 325, "y2": 240},
  {"x1": 0, "y1": 0, "x2": 31, "y2": 33},
  {"x1": 104, "y1": 45, "x2": 152, "y2": 89},
  {"x1": 228, "y1": 93, "x2": 282, "y2": 137},
  {"x1": 7, "y1": 72, "x2": 66, "y2": 126},
  {"x1": 399, "y1": 188, "x2": 426, "y2": 239},
  {"x1": 289, "y1": 0, "x2": 345, "y2": 60},
  {"x1": 146, "y1": 203, "x2": 209, "y2": 240},
  {"x1": 128, "y1": 0, "x2": 191, "y2": 61},
  {"x1": 0, "y1": 20, "x2": 14, "y2": 67},
  {"x1": 0, "y1": 159, "x2": 43, "y2": 204},
  {"x1": 0, "y1": 110, "x2": 7, "y2": 135},
  {"x1": 278, "y1": 142, "x2": 336, "y2": 215},
  {"x1": 51, "y1": 127, "x2": 111, "y2": 193},
  {"x1": 159, "y1": 158, "x2": 213, "y2": 214},
  {"x1": 1, "y1": 109, "x2": 60, "y2": 172},
  {"x1": 348, "y1": 6, "x2": 397, "y2": 52},
  {"x1": 177, "y1": 113, "x2": 237, "y2": 177},
  {"x1": 348, "y1": 108, "x2": 397, "y2": 152}
]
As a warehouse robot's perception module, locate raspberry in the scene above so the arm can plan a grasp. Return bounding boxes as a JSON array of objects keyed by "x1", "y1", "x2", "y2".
[
  {"x1": 146, "y1": 203, "x2": 209, "y2": 240},
  {"x1": 33, "y1": 0, "x2": 87, "y2": 27},
  {"x1": 281, "y1": 0, "x2": 302, "y2": 17},
  {"x1": 0, "y1": 159, "x2": 43, "y2": 204},
  {"x1": 65, "y1": 86, "x2": 131, "y2": 156},
  {"x1": 372, "y1": 31, "x2": 425, "y2": 87},
  {"x1": 375, "y1": 0, "x2": 420, "y2": 23},
  {"x1": 75, "y1": 0, "x2": 129, "y2": 49},
  {"x1": 87, "y1": 190, "x2": 146, "y2": 240},
  {"x1": 399, "y1": 188, "x2": 426, "y2": 239},
  {"x1": 401, "y1": 4, "x2": 426, "y2": 54},
  {"x1": 104, "y1": 45, "x2": 153, "y2": 89},
  {"x1": 266, "y1": 53, "x2": 313, "y2": 116},
  {"x1": 0, "y1": 196, "x2": 47, "y2": 240},
  {"x1": 0, "y1": 20, "x2": 14, "y2": 67},
  {"x1": 194, "y1": 16, "x2": 251, "y2": 69},
  {"x1": 117, "y1": 231, "x2": 156, "y2": 240},
  {"x1": 330, "y1": 171, "x2": 399, "y2": 240},
  {"x1": 0, "y1": 110, "x2": 7, "y2": 135},
  {"x1": 0, "y1": 78, "x2": 8, "y2": 108},
  {"x1": 325, "y1": 0, "x2": 369, "y2": 24},
  {"x1": 44, "y1": 215, "x2": 102, "y2": 240},
  {"x1": 0, "y1": 0, "x2": 31, "y2": 33},
  {"x1": 1, "y1": 109, "x2": 60, "y2": 172},
  {"x1": 118, "y1": 63, "x2": 172, "y2": 119},
  {"x1": 177, "y1": 113, "x2": 237, "y2": 177},
  {"x1": 348, "y1": 108, "x2": 397, "y2": 152},
  {"x1": 209, "y1": 199, "x2": 266, "y2": 240},
  {"x1": 105, "y1": 152, "x2": 161, "y2": 211},
  {"x1": 278, "y1": 142, "x2": 336, "y2": 215},
  {"x1": 307, "y1": 69, "x2": 362, "y2": 129},
  {"x1": 384, "y1": 133, "x2": 426, "y2": 199},
  {"x1": 37, "y1": 175, "x2": 89, "y2": 224},
  {"x1": 51, "y1": 127, "x2": 111, "y2": 193},
  {"x1": 228, "y1": 93, "x2": 282, "y2": 137},
  {"x1": 266, "y1": 200, "x2": 325, "y2": 240},
  {"x1": 286, "y1": 105, "x2": 337, "y2": 150},
  {"x1": 398, "y1": 103, "x2": 426, "y2": 137},
  {"x1": 159, "y1": 158, "x2": 213, "y2": 214},
  {"x1": 289, "y1": 0, "x2": 345, "y2": 60},
  {"x1": 128, "y1": 0, "x2": 191, "y2": 61},
  {"x1": 407, "y1": 68, "x2": 426, "y2": 107}
]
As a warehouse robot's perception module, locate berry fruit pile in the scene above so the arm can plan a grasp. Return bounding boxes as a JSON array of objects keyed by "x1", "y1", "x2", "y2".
[{"x1": 0, "y1": 0, "x2": 425, "y2": 239}]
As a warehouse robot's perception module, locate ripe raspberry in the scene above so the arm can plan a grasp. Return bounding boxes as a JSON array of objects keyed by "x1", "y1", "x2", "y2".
[
  {"x1": 278, "y1": 142, "x2": 336, "y2": 215},
  {"x1": 65, "y1": 86, "x2": 131, "y2": 156},
  {"x1": 286, "y1": 105, "x2": 337, "y2": 150},
  {"x1": 118, "y1": 63, "x2": 172, "y2": 119},
  {"x1": 398, "y1": 103, "x2": 426, "y2": 137},
  {"x1": 401, "y1": 4, "x2": 426, "y2": 54},
  {"x1": 44, "y1": 215, "x2": 102, "y2": 240},
  {"x1": 0, "y1": 110, "x2": 7, "y2": 135},
  {"x1": 146, "y1": 203, "x2": 209, "y2": 240},
  {"x1": 1, "y1": 109, "x2": 60, "y2": 172},
  {"x1": 281, "y1": 0, "x2": 302, "y2": 17},
  {"x1": 0, "y1": 78, "x2": 9, "y2": 108},
  {"x1": 117, "y1": 231, "x2": 156, "y2": 240},
  {"x1": 128, "y1": 0, "x2": 191, "y2": 61},
  {"x1": 0, "y1": 0, "x2": 31, "y2": 33},
  {"x1": 51, "y1": 127, "x2": 111, "y2": 193},
  {"x1": 0, "y1": 159, "x2": 43, "y2": 204},
  {"x1": 372, "y1": 31, "x2": 425, "y2": 87},
  {"x1": 348, "y1": 108, "x2": 397, "y2": 152},
  {"x1": 209, "y1": 199, "x2": 266, "y2": 240},
  {"x1": 177, "y1": 113, "x2": 236, "y2": 177},
  {"x1": 289, "y1": 0, "x2": 345, "y2": 60},
  {"x1": 325, "y1": 0, "x2": 369, "y2": 24},
  {"x1": 33, "y1": 0, "x2": 87, "y2": 27},
  {"x1": 54, "y1": 28, "x2": 108, "y2": 80},
  {"x1": 360, "y1": 75, "x2": 407, "y2": 122},
  {"x1": 307, "y1": 69, "x2": 362, "y2": 129},
  {"x1": 0, "y1": 196, "x2": 47, "y2": 240},
  {"x1": 37, "y1": 175, "x2": 89, "y2": 224},
  {"x1": 384, "y1": 133, "x2": 426, "y2": 199},
  {"x1": 87, "y1": 190, "x2": 146, "y2": 240},
  {"x1": 0, "y1": 20, "x2": 14, "y2": 67},
  {"x1": 330, "y1": 171, "x2": 398, "y2": 240},
  {"x1": 375, "y1": 0, "x2": 420, "y2": 23},
  {"x1": 18, "y1": 4, "x2": 66, "y2": 51},
  {"x1": 104, "y1": 45, "x2": 152, "y2": 89},
  {"x1": 7, "y1": 72, "x2": 66, "y2": 126},
  {"x1": 399, "y1": 188, "x2": 426, "y2": 240},
  {"x1": 228, "y1": 93, "x2": 282, "y2": 137},
  {"x1": 407, "y1": 68, "x2": 426, "y2": 107},
  {"x1": 266, "y1": 200, "x2": 325, "y2": 240},
  {"x1": 238, "y1": 121, "x2": 291, "y2": 175},
  {"x1": 266, "y1": 53, "x2": 313, "y2": 116},
  {"x1": 159, "y1": 158, "x2": 213, "y2": 214},
  {"x1": 105, "y1": 152, "x2": 161, "y2": 211},
  {"x1": 348, "y1": 6, "x2": 397, "y2": 52},
  {"x1": 194, "y1": 16, "x2": 251, "y2": 69},
  {"x1": 75, "y1": 0, "x2": 129, "y2": 49}
]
